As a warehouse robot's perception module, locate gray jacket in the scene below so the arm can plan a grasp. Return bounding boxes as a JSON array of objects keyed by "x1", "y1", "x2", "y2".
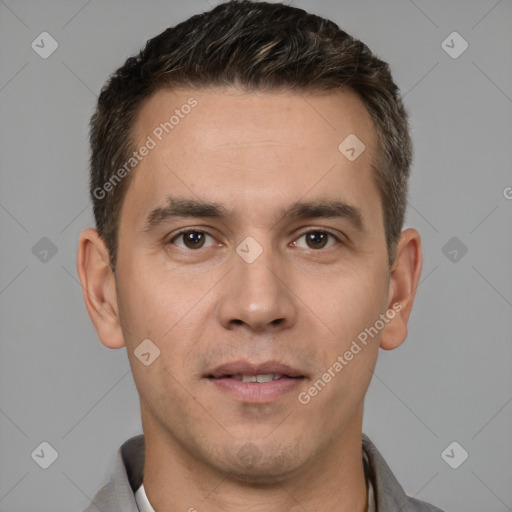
[{"x1": 83, "y1": 433, "x2": 445, "y2": 511}]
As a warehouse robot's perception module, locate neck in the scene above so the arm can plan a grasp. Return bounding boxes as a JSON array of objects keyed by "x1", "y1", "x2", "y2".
[{"x1": 141, "y1": 407, "x2": 368, "y2": 512}]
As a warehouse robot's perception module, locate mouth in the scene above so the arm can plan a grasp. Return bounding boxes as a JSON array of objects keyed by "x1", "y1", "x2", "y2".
[
  {"x1": 211, "y1": 373, "x2": 302, "y2": 382},
  {"x1": 205, "y1": 360, "x2": 306, "y2": 403},
  {"x1": 206, "y1": 359, "x2": 306, "y2": 379}
]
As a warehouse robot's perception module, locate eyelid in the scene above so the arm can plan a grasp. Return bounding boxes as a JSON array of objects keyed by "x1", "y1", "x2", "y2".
[{"x1": 295, "y1": 227, "x2": 343, "y2": 239}]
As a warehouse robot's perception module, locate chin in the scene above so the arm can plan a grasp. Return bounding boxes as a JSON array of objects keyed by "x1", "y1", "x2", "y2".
[{"x1": 218, "y1": 440, "x2": 306, "y2": 483}]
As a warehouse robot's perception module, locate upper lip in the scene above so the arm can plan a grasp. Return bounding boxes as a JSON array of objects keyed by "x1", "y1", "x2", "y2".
[{"x1": 206, "y1": 360, "x2": 305, "y2": 378}]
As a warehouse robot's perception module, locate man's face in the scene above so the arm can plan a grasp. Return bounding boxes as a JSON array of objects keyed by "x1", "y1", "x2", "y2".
[{"x1": 114, "y1": 87, "x2": 391, "y2": 479}]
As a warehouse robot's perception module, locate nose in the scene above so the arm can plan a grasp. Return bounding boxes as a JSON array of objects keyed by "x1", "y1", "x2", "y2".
[{"x1": 216, "y1": 244, "x2": 297, "y2": 332}]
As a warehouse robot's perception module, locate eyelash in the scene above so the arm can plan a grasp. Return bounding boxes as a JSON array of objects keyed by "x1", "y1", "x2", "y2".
[{"x1": 166, "y1": 228, "x2": 344, "y2": 251}]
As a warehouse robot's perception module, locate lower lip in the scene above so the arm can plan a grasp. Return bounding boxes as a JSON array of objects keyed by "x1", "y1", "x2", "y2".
[{"x1": 208, "y1": 376, "x2": 304, "y2": 403}]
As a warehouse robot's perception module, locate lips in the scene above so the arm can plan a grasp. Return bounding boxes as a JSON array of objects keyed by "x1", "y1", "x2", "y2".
[
  {"x1": 206, "y1": 360, "x2": 306, "y2": 403},
  {"x1": 206, "y1": 360, "x2": 306, "y2": 379}
]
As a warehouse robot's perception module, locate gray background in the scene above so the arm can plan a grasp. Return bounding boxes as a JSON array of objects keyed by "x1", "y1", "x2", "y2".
[{"x1": 0, "y1": 0, "x2": 511, "y2": 510}]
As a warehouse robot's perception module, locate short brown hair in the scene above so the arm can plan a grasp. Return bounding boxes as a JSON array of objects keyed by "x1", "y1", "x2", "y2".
[{"x1": 89, "y1": 0, "x2": 412, "y2": 271}]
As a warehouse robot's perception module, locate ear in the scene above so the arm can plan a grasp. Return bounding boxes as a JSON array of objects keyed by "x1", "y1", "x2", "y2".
[
  {"x1": 380, "y1": 228, "x2": 423, "y2": 351},
  {"x1": 77, "y1": 228, "x2": 126, "y2": 349}
]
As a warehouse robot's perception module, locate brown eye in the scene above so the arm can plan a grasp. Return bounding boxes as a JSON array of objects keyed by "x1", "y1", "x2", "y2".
[
  {"x1": 306, "y1": 231, "x2": 328, "y2": 249},
  {"x1": 171, "y1": 231, "x2": 214, "y2": 250},
  {"x1": 293, "y1": 230, "x2": 338, "y2": 250}
]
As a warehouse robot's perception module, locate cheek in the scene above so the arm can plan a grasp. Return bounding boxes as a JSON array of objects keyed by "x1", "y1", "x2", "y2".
[
  {"x1": 299, "y1": 265, "x2": 386, "y2": 401},
  {"x1": 117, "y1": 270, "x2": 205, "y2": 411},
  {"x1": 305, "y1": 263, "x2": 387, "y2": 344},
  {"x1": 115, "y1": 264, "x2": 178, "y2": 353},
  {"x1": 116, "y1": 259, "x2": 217, "y2": 375}
]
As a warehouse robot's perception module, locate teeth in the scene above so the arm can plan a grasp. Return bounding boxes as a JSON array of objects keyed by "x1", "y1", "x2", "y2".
[{"x1": 232, "y1": 374, "x2": 283, "y2": 382}]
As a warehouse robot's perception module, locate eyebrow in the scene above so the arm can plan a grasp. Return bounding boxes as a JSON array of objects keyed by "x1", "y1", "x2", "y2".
[{"x1": 143, "y1": 195, "x2": 365, "y2": 233}]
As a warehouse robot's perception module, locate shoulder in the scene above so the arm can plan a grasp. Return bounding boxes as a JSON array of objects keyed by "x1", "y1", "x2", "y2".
[
  {"x1": 362, "y1": 434, "x2": 446, "y2": 512},
  {"x1": 80, "y1": 434, "x2": 145, "y2": 512},
  {"x1": 406, "y1": 496, "x2": 446, "y2": 511}
]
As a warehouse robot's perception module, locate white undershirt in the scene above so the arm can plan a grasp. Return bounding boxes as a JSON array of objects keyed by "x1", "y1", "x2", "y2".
[{"x1": 135, "y1": 477, "x2": 375, "y2": 512}]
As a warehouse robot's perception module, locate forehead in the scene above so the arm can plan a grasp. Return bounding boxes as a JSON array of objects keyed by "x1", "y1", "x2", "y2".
[
  {"x1": 123, "y1": 86, "x2": 380, "y2": 228},
  {"x1": 135, "y1": 86, "x2": 376, "y2": 155}
]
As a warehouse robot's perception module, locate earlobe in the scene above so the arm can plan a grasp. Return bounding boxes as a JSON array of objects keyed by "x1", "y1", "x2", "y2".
[
  {"x1": 76, "y1": 228, "x2": 126, "y2": 349},
  {"x1": 380, "y1": 228, "x2": 423, "y2": 351}
]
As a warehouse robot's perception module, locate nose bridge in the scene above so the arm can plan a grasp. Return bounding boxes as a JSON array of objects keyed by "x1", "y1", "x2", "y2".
[{"x1": 217, "y1": 235, "x2": 296, "y2": 330}]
